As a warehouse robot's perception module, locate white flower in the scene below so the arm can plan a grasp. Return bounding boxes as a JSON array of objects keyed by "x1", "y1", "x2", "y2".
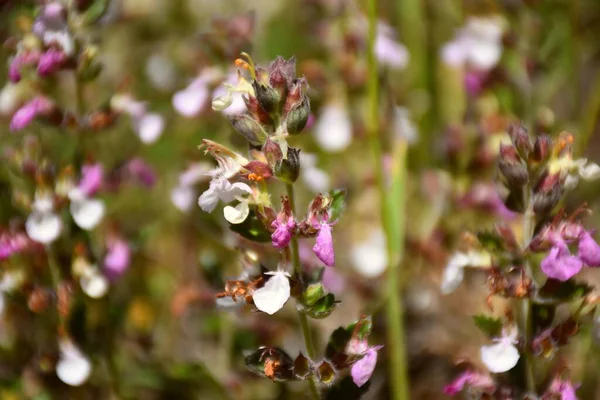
[
  {"x1": 178, "y1": 162, "x2": 212, "y2": 187},
  {"x1": 135, "y1": 112, "x2": 164, "y2": 144},
  {"x1": 69, "y1": 189, "x2": 105, "y2": 231},
  {"x1": 223, "y1": 200, "x2": 250, "y2": 224},
  {"x1": 171, "y1": 185, "x2": 196, "y2": 212},
  {"x1": 441, "y1": 16, "x2": 504, "y2": 71},
  {"x1": 375, "y1": 23, "x2": 409, "y2": 69},
  {"x1": 352, "y1": 230, "x2": 388, "y2": 278},
  {"x1": 198, "y1": 178, "x2": 252, "y2": 213},
  {"x1": 56, "y1": 339, "x2": 92, "y2": 386},
  {"x1": 145, "y1": 53, "x2": 176, "y2": 91},
  {"x1": 480, "y1": 328, "x2": 520, "y2": 373},
  {"x1": 252, "y1": 269, "x2": 291, "y2": 315},
  {"x1": 172, "y1": 69, "x2": 220, "y2": 117},
  {"x1": 551, "y1": 157, "x2": 600, "y2": 191},
  {"x1": 170, "y1": 163, "x2": 212, "y2": 212},
  {"x1": 441, "y1": 250, "x2": 492, "y2": 294},
  {"x1": 25, "y1": 194, "x2": 62, "y2": 244},
  {"x1": 314, "y1": 103, "x2": 352, "y2": 153},
  {"x1": 393, "y1": 107, "x2": 418, "y2": 144},
  {"x1": 300, "y1": 153, "x2": 330, "y2": 193},
  {"x1": 80, "y1": 269, "x2": 109, "y2": 299}
]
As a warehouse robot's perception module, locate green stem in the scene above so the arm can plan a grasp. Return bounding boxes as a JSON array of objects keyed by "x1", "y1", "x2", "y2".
[
  {"x1": 46, "y1": 245, "x2": 64, "y2": 331},
  {"x1": 521, "y1": 190, "x2": 536, "y2": 394},
  {"x1": 367, "y1": 1, "x2": 410, "y2": 399},
  {"x1": 286, "y1": 183, "x2": 320, "y2": 400}
]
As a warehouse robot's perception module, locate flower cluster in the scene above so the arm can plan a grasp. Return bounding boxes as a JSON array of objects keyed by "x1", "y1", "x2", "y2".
[{"x1": 442, "y1": 124, "x2": 599, "y2": 398}]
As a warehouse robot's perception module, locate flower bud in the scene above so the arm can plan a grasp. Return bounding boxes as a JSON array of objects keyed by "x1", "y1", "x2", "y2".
[
  {"x1": 498, "y1": 144, "x2": 528, "y2": 187},
  {"x1": 274, "y1": 147, "x2": 300, "y2": 183},
  {"x1": 243, "y1": 95, "x2": 271, "y2": 125},
  {"x1": 285, "y1": 96, "x2": 310, "y2": 135},
  {"x1": 263, "y1": 137, "x2": 283, "y2": 166},
  {"x1": 252, "y1": 81, "x2": 280, "y2": 114},
  {"x1": 230, "y1": 114, "x2": 267, "y2": 146},
  {"x1": 507, "y1": 123, "x2": 532, "y2": 157},
  {"x1": 533, "y1": 173, "x2": 562, "y2": 215},
  {"x1": 531, "y1": 135, "x2": 552, "y2": 163},
  {"x1": 28, "y1": 287, "x2": 51, "y2": 313}
]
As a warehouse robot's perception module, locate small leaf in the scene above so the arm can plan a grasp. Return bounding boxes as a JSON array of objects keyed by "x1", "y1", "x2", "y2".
[
  {"x1": 537, "y1": 279, "x2": 593, "y2": 303},
  {"x1": 303, "y1": 283, "x2": 326, "y2": 306},
  {"x1": 328, "y1": 189, "x2": 347, "y2": 222},
  {"x1": 473, "y1": 314, "x2": 503, "y2": 338},
  {"x1": 229, "y1": 209, "x2": 272, "y2": 242},
  {"x1": 476, "y1": 231, "x2": 505, "y2": 253},
  {"x1": 293, "y1": 353, "x2": 311, "y2": 379},
  {"x1": 80, "y1": 0, "x2": 110, "y2": 25},
  {"x1": 304, "y1": 293, "x2": 339, "y2": 319},
  {"x1": 316, "y1": 361, "x2": 336, "y2": 385}
]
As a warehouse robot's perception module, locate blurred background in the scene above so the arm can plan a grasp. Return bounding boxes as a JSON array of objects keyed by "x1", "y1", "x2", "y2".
[{"x1": 1, "y1": 0, "x2": 600, "y2": 398}]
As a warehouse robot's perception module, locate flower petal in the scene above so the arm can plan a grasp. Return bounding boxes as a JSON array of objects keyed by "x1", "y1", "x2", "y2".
[
  {"x1": 71, "y1": 198, "x2": 105, "y2": 230},
  {"x1": 136, "y1": 112, "x2": 164, "y2": 144},
  {"x1": 223, "y1": 201, "x2": 250, "y2": 224},
  {"x1": 351, "y1": 348, "x2": 379, "y2": 387},
  {"x1": 80, "y1": 270, "x2": 109, "y2": 299},
  {"x1": 56, "y1": 341, "x2": 92, "y2": 386},
  {"x1": 313, "y1": 223, "x2": 335, "y2": 266},
  {"x1": 252, "y1": 271, "x2": 290, "y2": 315},
  {"x1": 173, "y1": 86, "x2": 209, "y2": 117},
  {"x1": 541, "y1": 246, "x2": 582, "y2": 281},
  {"x1": 171, "y1": 185, "x2": 196, "y2": 212},
  {"x1": 480, "y1": 340, "x2": 520, "y2": 373},
  {"x1": 314, "y1": 104, "x2": 352, "y2": 153},
  {"x1": 25, "y1": 211, "x2": 62, "y2": 244},
  {"x1": 578, "y1": 231, "x2": 600, "y2": 267}
]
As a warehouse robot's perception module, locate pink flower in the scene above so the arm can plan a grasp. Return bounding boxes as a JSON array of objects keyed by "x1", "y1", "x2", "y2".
[
  {"x1": 313, "y1": 222, "x2": 335, "y2": 266},
  {"x1": 443, "y1": 370, "x2": 494, "y2": 396},
  {"x1": 126, "y1": 158, "x2": 157, "y2": 187},
  {"x1": 541, "y1": 243, "x2": 583, "y2": 281},
  {"x1": 104, "y1": 238, "x2": 131, "y2": 279},
  {"x1": 578, "y1": 231, "x2": 600, "y2": 267},
  {"x1": 10, "y1": 96, "x2": 53, "y2": 132},
  {"x1": 37, "y1": 48, "x2": 67, "y2": 76},
  {"x1": 271, "y1": 216, "x2": 295, "y2": 249},
  {"x1": 78, "y1": 164, "x2": 104, "y2": 196},
  {"x1": 350, "y1": 346, "x2": 382, "y2": 387},
  {"x1": 0, "y1": 232, "x2": 30, "y2": 260},
  {"x1": 322, "y1": 267, "x2": 345, "y2": 294},
  {"x1": 8, "y1": 52, "x2": 41, "y2": 83},
  {"x1": 546, "y1": 377, "x2": 578, "y2": 400}
]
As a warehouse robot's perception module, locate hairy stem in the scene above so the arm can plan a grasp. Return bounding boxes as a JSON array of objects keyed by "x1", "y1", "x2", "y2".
[
  {"x1": 367, "y1": 0, "x2": 410, "y2": 399},
  {"x1": 520, "y1": 189, "x2": 536, "y2": 394},
  {"x1": 286, "y1": 183, "x2": 320, "y2": 400}
]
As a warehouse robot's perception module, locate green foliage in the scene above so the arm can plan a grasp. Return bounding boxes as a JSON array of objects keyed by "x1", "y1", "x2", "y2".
[{"x1": 472, "y1": 314, "x2": 503, "y2": 338}]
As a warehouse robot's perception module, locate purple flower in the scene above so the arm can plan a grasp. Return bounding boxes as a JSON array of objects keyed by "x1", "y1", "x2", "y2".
[
  {"x1": 127, "y1": 158, "x2": 157, "y2": 187},
  {"x1": 578, "y1": 231, "x2": 600, "y2": 267},
  {"x1": 104, "y1": 238, "x2": 131, "y2": 279},
  {"x1": 79, "y1": 164, "x2": 104, "y2": 196},
  {"x1": 322, "y1": 267, "x2": 345, "y2": 294},
  {"x1": 10, "y1": 96, "x2": 53, "y2": 132},
  {"x1": 8, "y1": 52, "x2": 41, "y2": 83},
  {"x1": 541, "y1": 244, "x2": 583, "y2": 281},
  {"x1": 443, "y1": 370, "x2": 494, "y2": 396},
  {"x1": 0, "y1": 232, "x2": 30, "y2": 260},
  {"x1": 271, "y1": 216, "x2": 295, "y2": 248},
  {"x1": 350, "y1": 346, "x2": 382, "y2": 387},
  {"x1": 37, "y1": 48, "x2": 67, "y2": 76},
  {"x1": 546, "y1": 377, "x2": 578, "y2": 400},
  {"x1": 313, "y1": 222, "x2": 335, "y2": 266}
]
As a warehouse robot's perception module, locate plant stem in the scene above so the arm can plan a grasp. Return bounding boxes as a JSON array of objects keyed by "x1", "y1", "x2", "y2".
[
  {"x1": 520, "y1": 189, "x2": 536, "y2": 394},
  {"x1": 366, "y1": 0, "x2": 410, "y2": 399},
  {"x1": 46, "y1": 245, "x2": 65, "y2": 331},
  {"x1": 286, "y1": 183, "x2": 320, "y2": 400}
]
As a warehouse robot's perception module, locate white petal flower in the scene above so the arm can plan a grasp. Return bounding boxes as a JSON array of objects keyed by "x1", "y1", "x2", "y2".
[
  {"x1": 171, "y1": 185, "x2": 196, "y2": 212},
  {"x1": 579, "y1": 162, "x2": 600, "y2": 180},
  {"x1": 198, "y1": 181, "x2": 221, "y2": 212},
  {"x1": 440, "y1": 250, "x2": 491, "y2": 294},
  {"x1": 26, "y1": 211, "x2": 62, "y2": 244},
  {"x1": 375, "y1": 23, "x2": 409, "y2": 69},
  {"x1": 80, "y1": 270, "x2": 109, "y2": 299},
  {"x1": 252, "y1": 270, "x2": 291, "y2": 315},
  {"x1": 198, "y1": 178, "x2": 252, "y2": 213},
  {"x1": 178, "y1": 162, "x2": 212, "y2": 187},
  {"x1": 481, "y1": 337, "x2": 520, "y2": 373},
  {"x1": 70, "y1": 196, "x2": 105, "y2": 231},
  {"x1": 300, "y1": 153, "x2": 330, "y2": 193},
  {"x1": 440, "y1": 41, "x2": 467, "y2": 67},
  {"x1": 173, "y1": 87, "x2": 209, "y2": 117},
  {"x1": 223, "y1": 201, "x2": 250, "y2": 224},
  {"x1": 145, "y1": 53, "x2": 176, "y2": 91},
  {"x1": 314, "y1": 103, "x2": 352, "y2": 153},
  {"x1": 56, "y1": 339, "x2": 92, "y2": 386},
  {"x1": 136, "y1": 112, "x2": 164, "y2": 144},
  {"x1": 393, "y1": 107, "x2": 418, "y2": 144},
  {"x1": 218, "y1": 181, "x2": 252, "y2": 203},
  {"x1": 441, "y1": 258, "x2": 466, "y2": 294},
  {"x1": 352, "y1": 230, "x2": 388, "y2": 278}
]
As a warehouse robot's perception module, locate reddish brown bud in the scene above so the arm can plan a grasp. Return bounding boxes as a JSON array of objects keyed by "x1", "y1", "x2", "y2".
[
  {"x1": 508, "y1": 123, "x2": 532, "y2": 157},
  {"x1": 262, "y1": 137, "x2": 283, "y2": 166},
  {"x1": 498, "y1": 144, "x2": 528, "y2": 187},
  {"x1": 28, "y1": 287, "x2": 51, "y2": 313},
  {"x1": 531, "y1": 135, "x2": 553, "y2": 163},
  {"x1": 533, "y1": 173, "x2": 563, "y2": 215}
]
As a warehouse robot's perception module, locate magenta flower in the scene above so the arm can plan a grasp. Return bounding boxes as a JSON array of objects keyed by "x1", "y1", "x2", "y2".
[
  {"x1": 104, "y1": 238, "x2": 131, "y2": 279},
  {"x1": 8, "y1": 52, "x2": 41, "y2": 83},
  {"x1": 578, "y1": 231, "x2": 600, "y2": 267},
  {"x1": 350, "y1": 346, "x2": 382, "y2": 387},
  {"x1": 127, "y1": 158, "x2": 157, "y2": 188},
  {"x1": 37, "y1": 48, "x2": 67, "y2": 76},
  {"x1": 10, "y1": 96, "x2": 53, "y2": 132},
  {"x1": 313, "y1": 222, "x2": 335, "y2": 266},
  {"x1": 443, "y1": 370, "x2": 495, "y2": 396},
  {"x1": 271, "y1": 216, "x2": 295, "y2": 249},
  {"x1": 546, "y1": 377, "x2": 578, "y2": 400},
  {"x1": 541, "y1": 244, "x2": 583, "y2": 281},
  {"x1": 0, "y1": 232, "x2": 30, "y2": 260},
  {"x1": 79, "y1": 164, "x2": 104, "y2": 196}
]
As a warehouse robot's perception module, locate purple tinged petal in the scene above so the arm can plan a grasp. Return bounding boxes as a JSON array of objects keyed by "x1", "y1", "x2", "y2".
[
  {"x1": 322, "y1": 267, "x2": 345, "y2": 295},
  {"x1": 313, "y1": 223, "x2": 335, "y2": 266},
  {"x1": 37, "y1": 48, "x2": 67, "y2": 76},
  {"x1": 271, "y1": 218, "x2": 294, "y2": 249},
  {"x1": 578, "y1": 231, "x2": 600, "y2": 267},
  {"x1": 10, "y1": 97, "x2": 52, "y2": 132},
  {"x1": 104, "y1": 239, "x2": 131, "y2": 279},
  {"x1": 351, "y1": 348, "x2": 379, "y2": 388},
  {"x1": 127, "y1": 158, "x2": 157, "y2": 187},
  {"x1": 444, "y1": 370, "x2": 494, "y2": 396},
  {"x1": 541, "y1": 246, "x2": 583, "y2": 281},
  {"x1": 79, "y1": 164, "x2": 104, "y2": 196}
]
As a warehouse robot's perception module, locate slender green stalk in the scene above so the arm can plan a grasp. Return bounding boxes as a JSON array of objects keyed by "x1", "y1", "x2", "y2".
[
  {"x1": 520, "y1": 189, "x2": 536, "y2": 394},
  {"x1": 366, "y1": 1, "x2": 409, "y2": 399},
  {"x1": 46, "y1": 245, "x2": 65, "y2": 330},
  {"x1": 286, "y1": 183, "x2": 320, "y2": 400}
]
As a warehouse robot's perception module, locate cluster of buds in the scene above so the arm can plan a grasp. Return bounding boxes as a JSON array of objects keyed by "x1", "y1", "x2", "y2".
[
  {"x1": 442, "y1": 123, "x2": 600, "y2": 398},
  {"x1": 196, "y1": 54, "x2": 381, "y2": 394}
]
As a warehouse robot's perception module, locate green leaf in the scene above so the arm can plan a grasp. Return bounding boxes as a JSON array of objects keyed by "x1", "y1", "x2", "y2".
[
  {"x1": 303, "y1": 283, "x2": 326, "y2": 306},
  {"x1": 473, "y1": 314, "x2": 503, "y2": 338},
  {"x1": 537, "y1": 279, "x2": 593, "y2": 304},
  {"x1": 304, "y1": 293, "x2": 339, "y2": 319},
  {"x1": 228, "y1": 209, "x2": 272, "y2": 242},
  {"x1": 80, "y1": 0, "x2": 110, "y2": 25},
  {"x1": 476, "y1": 231, "x2": 505, "y2": 253},
  {"x1": 328, "y1": 189, "x2": 347, "y2": 222}
]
